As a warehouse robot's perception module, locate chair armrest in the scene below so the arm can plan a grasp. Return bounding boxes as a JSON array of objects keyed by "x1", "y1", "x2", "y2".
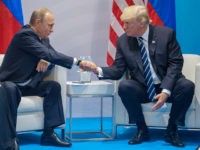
[{"x1": 195, "y1": 62, "x2": 200, "y2": 105}]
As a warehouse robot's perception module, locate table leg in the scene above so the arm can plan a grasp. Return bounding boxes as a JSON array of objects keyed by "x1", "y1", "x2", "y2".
[
  {"x1": 69, "y1": 97, "x2": 72, "y2": 140},
  {"x1": 100, "y1": 97, "x2": 103, "y2": 131}
]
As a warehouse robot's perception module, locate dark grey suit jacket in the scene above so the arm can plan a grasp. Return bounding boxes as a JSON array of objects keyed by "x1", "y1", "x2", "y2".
[
  {"x1": 0, "y1": 24, "x2": 74, "y2": 83},
  {"x1": 101, "y1": 25, "x2": 184, "y2": 92}
]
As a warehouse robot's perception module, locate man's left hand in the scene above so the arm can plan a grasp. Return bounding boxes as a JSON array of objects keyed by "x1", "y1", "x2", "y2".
[{"x1": 36, "y1": 59, "x2": 49, "y2": 72}]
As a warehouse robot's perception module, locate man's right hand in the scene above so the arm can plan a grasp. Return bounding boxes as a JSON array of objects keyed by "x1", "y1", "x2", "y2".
[{"x1": 79, "y1": 61, "x2": 99, "y2": 74}]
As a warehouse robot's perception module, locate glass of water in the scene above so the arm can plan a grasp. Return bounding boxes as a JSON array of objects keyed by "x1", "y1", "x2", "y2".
[{"x1": 78, "y1": 56, "x2": 92, "y2": 83}]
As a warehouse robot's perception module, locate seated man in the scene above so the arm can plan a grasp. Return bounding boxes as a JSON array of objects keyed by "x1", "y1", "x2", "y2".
[
  {"x1": 0, "y1": 81, "x2": 21, "y2": 150},
  {"x1": 80, "y1": 5, "x2": 195, "y2": 148},
  {"x1": 0, "y1": 7, "x2": 84, "y2": 147}
]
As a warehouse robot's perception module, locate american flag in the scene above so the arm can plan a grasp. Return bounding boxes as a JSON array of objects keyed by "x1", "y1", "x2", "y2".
[{"x1": 107, "y1": 0, "x2": 176, "y2": 66}]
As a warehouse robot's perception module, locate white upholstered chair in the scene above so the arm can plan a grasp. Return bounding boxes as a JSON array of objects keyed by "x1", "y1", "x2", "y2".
[
  {"x1": 113, "y1": 54, "x2": 200, "y2": 137},
  {"x1": 0, "y1": 54, "x2": 67, "y2": 137}
]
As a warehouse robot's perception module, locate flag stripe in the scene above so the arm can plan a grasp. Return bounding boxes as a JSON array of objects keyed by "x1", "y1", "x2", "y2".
[
  {"x1": 126, "y1": 0, "x2": 135, "y2": 5},
  {"x1": 112, "y1": 1, "x2": 124, "y2": 27},
  {"x1": 111, "y1": 16, "x2": 124, "y2": 36},
  {"x1": 149, "y1": 0, "x2": 176, "y2": 29},
  {"x1": 108, "y1": 41, "x2": 117, "y2": 58},
  {"x1": 147, "y1": 2, "x2": 164, "y2": 26},
  {"x1": 106, "y1": 52, "x2": 114, "y2": 66},
  {"x1": 109, "y1": 25, "x2": 118, "y2": 48},
  {"x1": 0, "y1": 0, "x2": 23, "y2": 54},
  {"x1": 2, "y1": 0, "x2": 24, "y2": 25}
]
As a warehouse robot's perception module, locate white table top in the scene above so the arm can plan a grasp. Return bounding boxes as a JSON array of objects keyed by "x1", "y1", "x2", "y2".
[
  {"x1": 67, "y1": 80, "x2": 113, "y2": 85},
  {"x1": 66, "y1": 80, "x2": 114, "y2": 96}
]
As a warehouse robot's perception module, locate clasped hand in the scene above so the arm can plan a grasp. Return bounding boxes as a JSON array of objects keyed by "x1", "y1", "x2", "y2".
[{"x1": 79, "y1": 60, "x2": 99, "y2": 74}]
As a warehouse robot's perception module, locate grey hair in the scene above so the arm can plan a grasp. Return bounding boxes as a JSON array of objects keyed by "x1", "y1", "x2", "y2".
[{"x1": 29, "y1": 7, "x2": 52, "y2": 26}]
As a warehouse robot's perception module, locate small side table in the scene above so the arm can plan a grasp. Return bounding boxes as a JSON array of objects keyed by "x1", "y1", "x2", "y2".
[{"x1": 66, "y1": 81, "x2": 115, "y2": 141}]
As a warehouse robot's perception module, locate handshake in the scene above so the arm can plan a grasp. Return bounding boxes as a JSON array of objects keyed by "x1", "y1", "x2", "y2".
[{"x1": 79, "y1": 60, "x2": 99, "y2": 75}]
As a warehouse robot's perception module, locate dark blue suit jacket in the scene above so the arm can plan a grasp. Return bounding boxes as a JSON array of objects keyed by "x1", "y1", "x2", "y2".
[
  {"x1": 0, "y1": 25, "x2": 74, "y2": 83},
  {"x1": 101, "y1": 25, "x2": 184, "y2": 91}
]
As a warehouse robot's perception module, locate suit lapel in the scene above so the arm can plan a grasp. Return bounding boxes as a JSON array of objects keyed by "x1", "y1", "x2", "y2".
[
  {"x1": 148, "y1": 25, "x2": 158, "y2": 72},
  {"x1": 148, "y1": 25, "x2": 156, "y2": 57},
  {"x1": 128, "y1": 37, "x2": 143, "y2": 72}
]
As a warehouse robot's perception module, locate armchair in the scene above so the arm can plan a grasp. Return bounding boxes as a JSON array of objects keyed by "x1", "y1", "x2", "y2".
[
  {"x1": 113, "y1": 54, "x2": 200, "y2": 137},
  {"x1": 0, "y1": 54, "x2": 67, "y2": 136}
]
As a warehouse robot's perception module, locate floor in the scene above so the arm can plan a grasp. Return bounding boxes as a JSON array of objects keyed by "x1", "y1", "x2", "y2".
[{"x1": 18, "y1": 118, "x2": 200, "y2": 150}]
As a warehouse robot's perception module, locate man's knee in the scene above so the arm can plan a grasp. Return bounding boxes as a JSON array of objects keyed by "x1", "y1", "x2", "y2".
[
  {"x1": 180, "y1": 79, "x2": 195, "y2": 94},
  {"x1": 0, "y1": 81, "x2": 21, "y2": 109},
  {"x1": 172, "y1": 79, "x2": 195, "y2": 103},
  {"x1": 118, "y1": 80, "x2": 131, "y2": 96},
  {"x1": 48, "y1": 81, "x2": 61, "y2": 92},
  {"x1": 118, "y1": 80, "x2": 143, "y2": 96},
  {"x1": 2, "y1": 81, "x2": 20, "y2": 95},
  {"x1": 2, "y1": 81, "x2": 17, "y2": 88},
  {"x1": 1, "y1": 81, "x2": 21, "y2": 104}
]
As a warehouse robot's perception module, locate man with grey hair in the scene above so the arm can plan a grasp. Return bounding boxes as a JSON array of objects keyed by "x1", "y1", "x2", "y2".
[
  {"x1": 80, "y1": 5, "x2": 194, "y2": 147},
  {"x1": 0, "y1": 7, "x2": 85, "y2": 148}
]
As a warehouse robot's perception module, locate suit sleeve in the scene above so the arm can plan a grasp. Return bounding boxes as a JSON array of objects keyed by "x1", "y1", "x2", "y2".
[
  {"x1": 101, "y1": 38, "x2": 127, "y2": 80},
  {"x1": 17, "y1": 32, "x2": 74, "y2": 69}
]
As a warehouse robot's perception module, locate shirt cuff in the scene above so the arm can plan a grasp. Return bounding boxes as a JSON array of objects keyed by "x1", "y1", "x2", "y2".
[
  {"x1": 162, "y1": 89, "x2": 171, "y2": 97},
  {"x1": 73, "y1": 57, "x2": 78, "y2": 65},
  {"x1": 97, "y1": 67, "x2": 103, "y2": 77}
]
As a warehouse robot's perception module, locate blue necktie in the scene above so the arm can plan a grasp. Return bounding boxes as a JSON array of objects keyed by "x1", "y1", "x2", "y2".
[{"x1": 138, "y1": 37, "x2": 156, "y2": 101}]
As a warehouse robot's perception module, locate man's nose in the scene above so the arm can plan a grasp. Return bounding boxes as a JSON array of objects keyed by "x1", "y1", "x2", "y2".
[
  {"x1": 50, "y1": 27, "x2": 54, "y2": 33},
  {"x1": 123, "y1": 24, "x2": 127, "y2": 30}
]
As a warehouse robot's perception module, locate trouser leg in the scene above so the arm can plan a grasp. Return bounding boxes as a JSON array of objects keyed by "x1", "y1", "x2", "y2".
[
  {"x1": 19, "y1": 80, "x2": 65, "y2": 129},
  {"x1": 0, "y1": 82, "x2": 21, "y2": 149},
  {"x1": 167, "y1": 77, "x2": 194, "y2": 129},
  {"x1": 118, "y1": 80, "x2": 149, "y2": 130}
]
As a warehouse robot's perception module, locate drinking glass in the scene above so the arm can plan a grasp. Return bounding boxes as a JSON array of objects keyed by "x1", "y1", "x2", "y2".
[{"x1": 78, "y1": 56, "x2": 92, "y2": 83}]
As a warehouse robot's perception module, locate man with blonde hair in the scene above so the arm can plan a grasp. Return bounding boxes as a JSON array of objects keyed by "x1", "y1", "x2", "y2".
[{"x1": 80, "y1": 5, "x2": 194, "y2": 147}]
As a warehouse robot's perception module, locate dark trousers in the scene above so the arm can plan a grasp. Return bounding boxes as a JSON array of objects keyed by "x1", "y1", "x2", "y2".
[
  {"x1": 0, "y1": 81, "x2": 21, "y2": 150},
  {"x1": 118, "y1": 77, "x2": 195, "y2": 128},
  {"x1": 18, "y1": 80, "x2": 65, "y2": 128}
]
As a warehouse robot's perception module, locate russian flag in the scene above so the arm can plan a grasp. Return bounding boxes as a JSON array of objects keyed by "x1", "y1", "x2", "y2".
[
  {"x1": 148, "y1": 0, "x2": 176, "y2": 30},
  {"x1": 0, "y1": 0, "x2": 24, "y2": 54}
]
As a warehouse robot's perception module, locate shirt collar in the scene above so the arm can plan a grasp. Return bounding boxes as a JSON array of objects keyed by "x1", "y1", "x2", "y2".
[{"x1": 140, "y1": 25, "x2": 149, "y2": 42}]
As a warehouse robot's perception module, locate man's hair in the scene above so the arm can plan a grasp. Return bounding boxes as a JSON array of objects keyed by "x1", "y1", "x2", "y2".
[
  {"x1": 120, "y1": 5, "x2": 150, "y2": 25},
  {"x1": 29, "y1": 7, "x2": 52, "y2": 26}
]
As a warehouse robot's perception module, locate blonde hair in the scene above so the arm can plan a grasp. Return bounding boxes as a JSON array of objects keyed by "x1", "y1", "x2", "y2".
[
  {"x1": 29, "y1": 7, "x2": 52, "y2": 26},
  {"x1": 120, "y1": 5, "x2": 150, "y2": 25}
]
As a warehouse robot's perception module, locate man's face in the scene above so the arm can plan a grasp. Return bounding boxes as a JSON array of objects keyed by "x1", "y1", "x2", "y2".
[
  {"x1": 37, "y1": 13, "x2": 55, "y2": 39},
  {"x1": 123, "y1": 18, "x2": 143, "y2": 37}
]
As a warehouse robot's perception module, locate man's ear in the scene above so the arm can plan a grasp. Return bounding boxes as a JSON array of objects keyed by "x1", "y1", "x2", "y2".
[{"x1": 35, "y1": 18, "x2": 41, "y2": 25}]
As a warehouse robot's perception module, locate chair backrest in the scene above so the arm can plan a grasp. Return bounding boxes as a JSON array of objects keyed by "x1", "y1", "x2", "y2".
[{"x1": 182, "y1": 54, "x2": 200, "y2": 82}]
